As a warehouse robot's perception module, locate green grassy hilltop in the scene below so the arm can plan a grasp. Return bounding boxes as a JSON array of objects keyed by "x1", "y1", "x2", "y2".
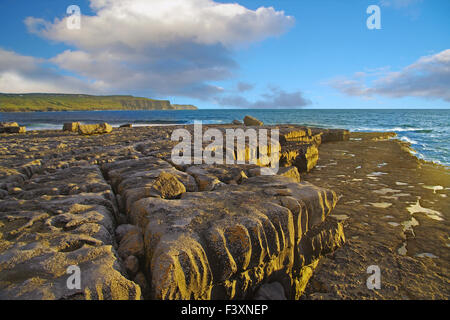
[{"x1": 0, "y1": 93, "x2": 198, "y2": 112}]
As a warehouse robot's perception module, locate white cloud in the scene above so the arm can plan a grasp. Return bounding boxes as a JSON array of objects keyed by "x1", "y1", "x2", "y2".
[
  {"x1": 0, "y1": 48, "x2": 101, "y2": 94},
  {"x1": 216, "y1": 86, "x2": 311, "y2": 108},
  {"x1": 329, "y1": 49, "x2": 450, "y2": 102},
  {"x1": 20, "y1": 0, "x2": 294, "y2": 98}
]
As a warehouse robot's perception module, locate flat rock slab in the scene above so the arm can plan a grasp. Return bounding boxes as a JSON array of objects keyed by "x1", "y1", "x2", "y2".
[{"x1": 0, "y1": 165, "x2": 141, "y2": 300}]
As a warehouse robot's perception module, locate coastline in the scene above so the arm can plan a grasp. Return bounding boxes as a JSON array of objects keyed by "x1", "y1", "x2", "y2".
[{"x1": 0, "y1": 124, "x2": 448, "y2": 300}]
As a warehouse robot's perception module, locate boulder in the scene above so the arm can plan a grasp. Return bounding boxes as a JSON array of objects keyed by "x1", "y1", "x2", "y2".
[
  {"x1": 148, "y1": 172, "x2": 186, "y2": 199},
  {"x1": 280, "y1": 142, "x2": 319, "y2": 173},
  {"x1": 0, "y1": 122, "x2": 26, "y2": 134},
  {"x1": 120, "y1": 124, "x2": 133, "y2": 128},
  {"x1": 63, "y1": 122, "x2": 81, "y2": 132},
  {"x1": 0, "y1": 126, "x2": 26, "y2": 134},
  {"x1": 243, "y1": 116, "x2": 263, "y2": 126},
  {"x1": 0, "y1": 122, "x2": 19, "y2": 128},
  {"x1": 232, "y1": 120, "x2": 243, "y2": 125},
  {"x1": 78, "y1": 123, "x2": 112, "y2": 135}
]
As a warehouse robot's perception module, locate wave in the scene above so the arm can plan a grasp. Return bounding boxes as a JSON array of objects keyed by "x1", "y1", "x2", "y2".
[
  {"x1": 400, "y1": 136, "x2": 419, "y2": 144},
  {"x1": 351, "y1": 126, "x2": 433, "y2": 133}
]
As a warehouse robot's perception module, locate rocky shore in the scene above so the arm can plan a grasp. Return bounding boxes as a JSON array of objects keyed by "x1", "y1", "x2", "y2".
[{"x1": 0, "y1": 121, "x2": 448, "y2": 300}]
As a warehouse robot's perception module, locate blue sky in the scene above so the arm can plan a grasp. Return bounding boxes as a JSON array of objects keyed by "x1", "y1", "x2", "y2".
[{"x1": 0, "y1": 0, "x2": 449, "y2": 109}]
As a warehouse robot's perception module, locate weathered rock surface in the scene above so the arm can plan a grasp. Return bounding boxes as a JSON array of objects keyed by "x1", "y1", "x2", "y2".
[
  {"x1": 0, "y1": 124, "x2": 352, "y2": 300},
  {"x1": 0, "y1": 165, "x2": 141, "y2": 300},
  {"x1": 78, "y1": 123, "x2": 113, "y2": 135},
  {"x1": 128, "y1": 175, "x2": 341, "y2": 300}
]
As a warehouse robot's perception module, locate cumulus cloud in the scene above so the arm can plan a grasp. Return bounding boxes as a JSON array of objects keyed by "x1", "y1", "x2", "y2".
[
  {"x1": 329, "y1": 49, "x2": 450, "y2": 102},
  {"x1": 216, "y1": 86, "x2": 311, "y2": 108},
  {"x1": 0, "y1": 48, "x2": 100, "y2": 94},
  {"x1": 19, "y1": 0, "x2": 294, "y2": 98}
]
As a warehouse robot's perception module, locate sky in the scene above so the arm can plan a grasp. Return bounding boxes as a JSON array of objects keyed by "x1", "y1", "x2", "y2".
[{"x1": 0, "y1": 0, "x2": 449, "y2": 109}]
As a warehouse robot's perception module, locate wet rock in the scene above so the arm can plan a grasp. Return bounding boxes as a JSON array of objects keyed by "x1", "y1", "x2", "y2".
[
  {"x1": 120, "y1": 124, "x2": 133, "y2": 128},
  {"x1": 232, "y1": 120, "x2": 243, "y2": 125},
  {"x1": 78, "y1": 123, "x2": 113, "y2": 135},
  {"x1": 243, "y1": 116, "x2": 263, "y2": 126}
]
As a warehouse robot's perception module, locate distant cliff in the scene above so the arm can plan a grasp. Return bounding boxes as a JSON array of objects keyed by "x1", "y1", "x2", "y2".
[{"x1": 0, "y1": 93, "x2": 198, "y2": 112}]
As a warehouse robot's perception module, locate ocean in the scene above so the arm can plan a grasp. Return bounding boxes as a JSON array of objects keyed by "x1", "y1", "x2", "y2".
[{"x1": 1, "y1": 109, "x2": 449, "y2": 166}]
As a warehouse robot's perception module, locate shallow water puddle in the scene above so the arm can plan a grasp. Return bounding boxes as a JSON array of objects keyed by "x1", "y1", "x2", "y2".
[
  {"x1": 370, "y1": 202, "x2": 392, "y2": 209},
  {"x1": 388, "y1": 222, "x2": 400, "y2": 227},
  {"x1": 345, "y1": 200, "x2": 360, "y2": 204},
  {"x1": 368, "y1": 172, "x2": 388, "y2": 177},
  {"x1": 402, "y1": 217, "x2": 419, "y2": 236},
  {"x1": 331, "y1": 214, "x2": 349, "y2": 221},
  {"x1": 373, "y1": 188, "x2": 401, "y2": 195},
  {"x1": 415, "y1": 253, "x2": 439, "y2": 259},
  {"x1": 377, "y1": 163, "x2": 388, "y2": 168},
  {"x1": 382, "y1": 193, "x2": 411, "y2": 200},
  {"x1": 396, "y1": 182, "x2": 408, "y2": 186},
  {"x1": 422, "y1": 185, "x2": 444, "y2": 194},
  {"x1": 398, "y1": 242, "x2": 407, "y2": 255},
  {"x1": 407, "y1": 199, "x2": 444, "y2": 221}
]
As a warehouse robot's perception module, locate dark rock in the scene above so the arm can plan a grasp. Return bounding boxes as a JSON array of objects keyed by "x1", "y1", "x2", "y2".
[
  {"x1": 280, "y1": 142, "x2": 319, "y2": 173},
  {"x1": 254, "y1": 282, "x2": 287, "y2": 300},
  {"x1": 243, "y1": 116, "x2": 263, "y2": 126},
  {"x1": 63, "y1": 122, "x2": 81, "y2": 132},
  {"x1": 124, "y1": 255, "x2": 140, "y2": 277}
]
